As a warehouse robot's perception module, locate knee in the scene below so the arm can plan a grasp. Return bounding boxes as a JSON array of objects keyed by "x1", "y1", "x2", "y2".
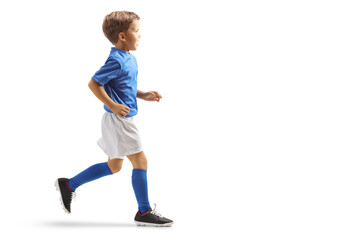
[
  {"x1": 141, "y1": 159, "x2": 148, "y2": 170},
  {"x1": 127, "y1": 152, "x2": 148, "y2": 170},
  {"x1": 110, "y1": 164, "x2": 122, "y2": 174},
  {"x1": 135, "y1": 158, "x2": 148, "y2": 170},
  {"x1": 107, "y1": 158, "x2": 123, "y2": 174}
]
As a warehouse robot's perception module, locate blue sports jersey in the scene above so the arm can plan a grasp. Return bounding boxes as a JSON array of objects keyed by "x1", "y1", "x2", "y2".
[{"x1": 92, "y1": 47, "x2": 138, "y2": 117}]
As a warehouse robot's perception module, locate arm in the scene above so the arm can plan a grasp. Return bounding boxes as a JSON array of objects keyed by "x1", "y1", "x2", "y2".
[
  {"x1": 137, "y1": 89, "x2": 146, "y2": 99},
  {"x1": 89, "y1": 79, "x2": 116, "y2": 109},
  {"x1": 88, "y1": 79, "x2": 130, "y2": 117},
  {"x1": 137, "y1": 89, "x2": 162, "y2": 102}
]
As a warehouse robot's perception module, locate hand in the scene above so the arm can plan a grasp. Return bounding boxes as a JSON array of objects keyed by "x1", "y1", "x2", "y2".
[
  {"x1": 142, "y1": 91, "x2": 162, "y2": 102},
  {"x1": 110, "y1": 104, "x2": 130, "y2": 118}
]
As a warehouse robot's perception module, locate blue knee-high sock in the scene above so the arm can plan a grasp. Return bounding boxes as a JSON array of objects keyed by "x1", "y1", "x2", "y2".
[
  {"x1": 132, "y1": 169, "x2": 151, "y2": 214},
  {"x1": 67, "y1": 162, "x2": 113, "y2": 191}
]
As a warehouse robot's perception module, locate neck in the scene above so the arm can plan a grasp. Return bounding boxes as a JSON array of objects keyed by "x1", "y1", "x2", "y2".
[{"x1": 114, "y1": 42, "x2": 129, "y2": 53}]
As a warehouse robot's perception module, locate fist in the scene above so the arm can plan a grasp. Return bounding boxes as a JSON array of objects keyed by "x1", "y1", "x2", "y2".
[{"x1": 111, "y1": 104, "x2": 130, "y2": 118}]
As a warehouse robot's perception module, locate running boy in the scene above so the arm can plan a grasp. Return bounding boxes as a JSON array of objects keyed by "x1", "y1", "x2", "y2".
[{"x1": 55, "y1": 11, "x2": 173, "y2": 227}]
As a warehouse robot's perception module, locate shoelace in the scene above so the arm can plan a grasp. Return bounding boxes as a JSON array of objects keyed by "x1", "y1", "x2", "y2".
[{"x1": 150, "y1": 203, "x2": 163, "y2": 217}]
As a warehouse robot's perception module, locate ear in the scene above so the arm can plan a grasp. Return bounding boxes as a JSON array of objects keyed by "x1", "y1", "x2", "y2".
[{"x1": 118, "y1": 32, "x2": 126, "y2": 42}]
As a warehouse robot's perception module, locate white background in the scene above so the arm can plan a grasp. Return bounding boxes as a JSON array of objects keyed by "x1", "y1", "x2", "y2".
[{"x1": 0, "y1": 0, "x2": 359, "y2": 239}]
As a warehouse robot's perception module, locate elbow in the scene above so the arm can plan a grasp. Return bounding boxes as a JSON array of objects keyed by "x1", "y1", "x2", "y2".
[
  {"x1": 88, "y1": 79, "x2": 102, "y2": 92},
  {"x1": 88, "y1": 79, "x2": 93, "y2": 89},
  {"x1": 88, "y1": 79, "x2": 98, "y2": 89}
]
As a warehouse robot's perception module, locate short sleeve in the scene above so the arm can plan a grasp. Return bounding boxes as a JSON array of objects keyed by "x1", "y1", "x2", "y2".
[{"x1": 92, "y1": 58, "x2": 120, "y2": 86}]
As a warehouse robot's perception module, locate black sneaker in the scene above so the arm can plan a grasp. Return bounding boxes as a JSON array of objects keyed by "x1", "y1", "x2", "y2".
[
  {"x1": 134, "y1": 204, "x2": 174, "y2": 227},
  {"x1": 55, "y1": 178, "x2": 75, "y2": 214}
]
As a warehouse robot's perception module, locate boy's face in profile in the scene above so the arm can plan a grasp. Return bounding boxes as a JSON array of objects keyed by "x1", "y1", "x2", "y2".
[{"x1": 120, "y1": 20, "x2": 141, "y2": 52}]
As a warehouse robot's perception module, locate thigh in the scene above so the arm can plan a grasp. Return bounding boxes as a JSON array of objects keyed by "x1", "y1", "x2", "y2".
[{"x1": 127, "y1": 151, "x2": 148, "y2": 170}]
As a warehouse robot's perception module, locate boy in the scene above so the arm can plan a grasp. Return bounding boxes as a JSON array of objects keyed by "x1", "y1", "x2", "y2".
[{"x1": 55, "y1": 11, "x2": 173, "y2": 227}]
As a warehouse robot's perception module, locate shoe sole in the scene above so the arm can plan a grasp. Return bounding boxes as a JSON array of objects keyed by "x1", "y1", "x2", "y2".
[
  {"x1": 54, "y1": 179, "x2": 70, "y2": 214},
  {"x1": 134, "y1": 221, "x2": 173, "y2": 227}
]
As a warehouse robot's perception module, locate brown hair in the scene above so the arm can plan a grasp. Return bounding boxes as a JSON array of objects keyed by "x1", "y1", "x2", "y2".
[{"x1": 102, "y1": 11, "x2": 140, "y2": 45}]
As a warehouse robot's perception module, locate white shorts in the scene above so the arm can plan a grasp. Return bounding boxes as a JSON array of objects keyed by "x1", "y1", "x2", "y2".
[{"x1": 97, "y1": 112, "x2": 143, "y2": 160}]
